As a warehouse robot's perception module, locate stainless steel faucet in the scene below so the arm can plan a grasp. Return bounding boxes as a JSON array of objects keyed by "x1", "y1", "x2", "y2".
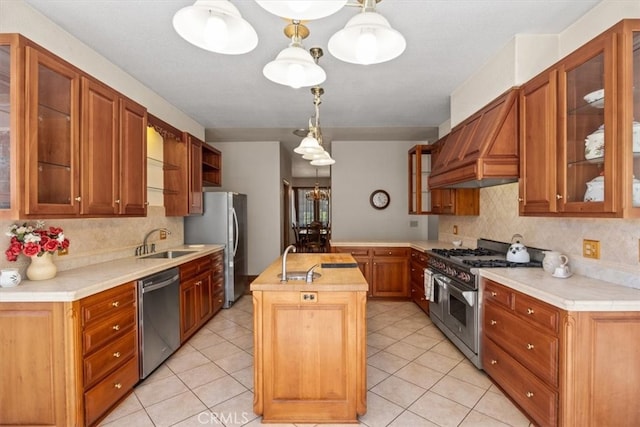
[
  {"x1": 136, "y1": 228, "x2": 171, "y2": 256},
  {"x1": 281, "y1": 244, "x2": 297, "y2": 282}
]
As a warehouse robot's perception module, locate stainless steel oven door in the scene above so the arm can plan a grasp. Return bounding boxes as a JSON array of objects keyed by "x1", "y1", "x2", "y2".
[
  {"x1": 428, "y1": 271, "x2": 445, "y2": 322},
  {"x1": 442, "y1": 278, "x2": 478, "y2": 354}
]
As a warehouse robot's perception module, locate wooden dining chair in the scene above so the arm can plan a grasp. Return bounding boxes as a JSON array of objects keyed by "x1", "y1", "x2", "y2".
[{"x1": 304, "y1": 222, "x2": 325, "y2": 253}]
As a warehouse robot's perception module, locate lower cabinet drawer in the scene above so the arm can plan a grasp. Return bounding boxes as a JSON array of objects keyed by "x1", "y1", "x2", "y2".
[
  {"x1": 83, "y1": 308, "x2": 136, "y2": 355},
  {"x1": 483, "y1": 337, "x2": 557, "y2": 427},
  {"x1": 84, "y1": 356, "x2": 139, "y2": 426},
  {"x1": 411, "y1": 284, "x2": 429, "y2": 314},
  {"x1": 84, "y1": 330, "x2": 137, "y2": 389},
  {"x1": 373, "y1": 247, "x2": 409, "y2": 257},
  {"x1": 483, "y1": 302, "x2": 559, "y2": 387}
]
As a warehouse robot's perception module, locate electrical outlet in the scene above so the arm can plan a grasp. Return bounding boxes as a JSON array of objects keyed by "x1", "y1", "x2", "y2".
[
  {"x1": 453, "y1": 225, "x2": 458, "y2": 235},
  {"x1": 409, "y1": 220, "x2": 418, "y2": 228},
  {"x1": 583, "y1": 239, "x2": 600, "y2": 259},
  {"x1": 159, "y1": 230, "x2": 167, "y2": 240},
  {"x1": 58, "y1": 248, "x2": 68, "y2": 256}
]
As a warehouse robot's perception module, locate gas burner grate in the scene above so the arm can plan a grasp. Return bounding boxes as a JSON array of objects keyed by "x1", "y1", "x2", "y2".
[
  {"x1": 462, "y1": 259, "x2": 543, "y2": 268},
  {"x1": 431, "y1": 248, "x2": 499, "y2": 258}
]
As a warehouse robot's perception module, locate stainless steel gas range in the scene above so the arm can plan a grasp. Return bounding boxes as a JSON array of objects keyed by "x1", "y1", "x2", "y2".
[{"x1": 426, "y1": 239, "x2": 544, "y2": 369}]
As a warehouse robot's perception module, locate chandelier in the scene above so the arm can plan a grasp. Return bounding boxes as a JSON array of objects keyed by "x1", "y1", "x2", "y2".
[{"x1": 305, "y1": 169, "x2": 330, "y2": 201}]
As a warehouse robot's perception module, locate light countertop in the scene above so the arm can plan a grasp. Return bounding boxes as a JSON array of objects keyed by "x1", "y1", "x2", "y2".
[
  {"x1": 480, "y1": 268, "x2": 640, "y2": 312},
  {"x1": 0, "y1": 245, "x2": 224, "y2": 303},
  {"x1": 250, "y1": 253, "x2": 368, "y2": 292},
  {"x1": 330, "y1": 240, "x2": 454, "y2": 252}
]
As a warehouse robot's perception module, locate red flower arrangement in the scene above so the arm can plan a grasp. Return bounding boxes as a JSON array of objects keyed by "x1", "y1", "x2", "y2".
[{"x1": 5, "y1": 221, "x2": 70, "y2": 262}]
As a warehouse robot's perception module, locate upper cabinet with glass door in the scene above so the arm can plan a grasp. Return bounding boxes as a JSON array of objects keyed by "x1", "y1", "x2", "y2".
[
  {"x1": 519, "y1": 19, "x2": 640, "y2": 218},
  {"x1": 0, "y1": 40, "x2": 13, "y2": 217}
]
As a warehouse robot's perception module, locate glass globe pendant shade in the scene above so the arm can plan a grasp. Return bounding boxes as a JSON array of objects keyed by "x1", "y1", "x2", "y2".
[
  {"x1": 294, "y1": 133, "x2": 324, "y2": 155},
  {"x1": 263, "y1": 44, "x2": 326, "y2": 88},
  {"x1": 310, "y1": 150, "x2": 336, "y2": 166},
  {"x1": 255, "y1": 0, "x2": 347, "y2": 20},
  {"x1": 173, "y1": 0, "x2": 258, "y2": 54},
  {"x1": 328, "y1": 11, "x2": 406, "y2": 65},
  {"x1": 302, "y1": 149, "x2": 330, "y2": 160}
]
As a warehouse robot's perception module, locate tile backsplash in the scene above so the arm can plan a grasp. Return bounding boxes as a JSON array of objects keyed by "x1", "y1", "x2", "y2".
[
  {"x1": 0, "y1": 207, "x2": 184, "y2": 276},
  {"x1": 439, "y1": 183, "x2": 640, "y2": 289}
]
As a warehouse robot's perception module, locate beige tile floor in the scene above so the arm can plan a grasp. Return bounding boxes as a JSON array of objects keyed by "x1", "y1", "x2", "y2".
[{"x1": 100, "y1": 297, "x2": 533, "y2": 427}]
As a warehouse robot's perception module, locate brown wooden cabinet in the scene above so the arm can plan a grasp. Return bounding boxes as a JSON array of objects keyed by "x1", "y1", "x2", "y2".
[
  {"x1": 179, "y1": 252, "x2": 224, "y2": 343},
  {"x1": 158, "y1": 124, "x2": 221, "y2": 216},
  {"x1": 519, "y1": 19, "x2": 640, "y2": 218},
  {"x1": 253, "y1": 289, "x2": 367, "y2": 423},
  {"x1": 0, "y1": 34, "x2": 147, "y2": 219},
  {"x1": 482, "y1": 278, "x2": 640, "y2": 426},
  {"x1": 409, "y1": 248, "x2": 429, "y2": 313},
  {"x1": 332, "y1": 246, "x2": 409, "y2": 298},
  {"x1": 409, "y1": 143, "x2": 479, "y2": 215},
  {"x1": 78, "y1": 282, "x2": 139, "y2": 426},
  {"x1": 0, "y1": 281, "x2": 139, "y2": 427}
]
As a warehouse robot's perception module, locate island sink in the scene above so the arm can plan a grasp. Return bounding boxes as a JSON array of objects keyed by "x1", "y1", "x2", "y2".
[{"x1": 277, "y1": 271, "x2": 321, "y2": 281}]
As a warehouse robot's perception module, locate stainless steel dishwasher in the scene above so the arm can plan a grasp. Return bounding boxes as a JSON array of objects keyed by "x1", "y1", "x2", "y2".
[{"x1": 138, "y1": 267, "x2": 180, "y2": 379}]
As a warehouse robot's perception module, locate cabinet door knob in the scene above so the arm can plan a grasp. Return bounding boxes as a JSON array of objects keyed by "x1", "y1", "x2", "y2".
[
  {"x1": 526, "y1": 343, "x2": 534, "y2": 350},
  {"x1": 518, "y1": 197, "x2": 524, "y2": 202},
  {"x1": 113, "y1": 351, "x2": 121, "y2": 358},
  {"x1": 527, "y1": 308, "x2": 534, "y2": 314},
  {"x1": 114, "y1": 383, "x2": 122, "y2": 389},
  {"x1": 491, "y1": 291, "x2": 497, "y2": 297},
  {"x1": 526, "y1": 391, "x2": 534, "y2": 398},
  {"x1": 74, "y1": 196, "x2": 82, "y2": 202},
  {"x1": 111, "y1": 301, "x2": 120, "y2": 308},
  {"x1": 490, "y1": 320, "x2": 497, "y2": 325},
  {"x1": 491, "y1": 359, "x2": 498, "y2": 365},
  {"x1": 112, "y1": 324, "x2": 120, "y2": 331},
  {"x1": 115, "y1": 199, "x2": 120, "y2": 204},
  {"x1": 556, "y1": 194, "x2": 563, "y2": 200}
]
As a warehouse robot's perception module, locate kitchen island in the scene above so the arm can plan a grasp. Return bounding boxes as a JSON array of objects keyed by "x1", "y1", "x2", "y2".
[{"x1": 251, "y1": 253, "x2": 368, "y2": 424}]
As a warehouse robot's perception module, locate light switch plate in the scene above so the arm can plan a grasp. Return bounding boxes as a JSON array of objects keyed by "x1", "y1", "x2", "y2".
[
  {"x1": 583, "y1": 239, "x2": 600, "y2": 259},
  {"x1": 453, "y1": 225, "x2": 458, "y2": 235}
]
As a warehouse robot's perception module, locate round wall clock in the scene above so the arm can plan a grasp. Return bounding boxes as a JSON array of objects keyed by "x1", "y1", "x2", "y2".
[{"x1": 370, "y1": 189, "x2": 390, "y2": 210}]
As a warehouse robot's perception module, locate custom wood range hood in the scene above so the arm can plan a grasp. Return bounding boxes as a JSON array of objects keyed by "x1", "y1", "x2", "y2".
[{"x1": 429, "y1": 88, "x2": 520, "y2": 189}]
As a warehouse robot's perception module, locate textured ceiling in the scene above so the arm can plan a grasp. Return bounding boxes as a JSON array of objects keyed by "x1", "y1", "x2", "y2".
[{"x1": 24, "y1": 0, "x2": 600, "y2": 177}]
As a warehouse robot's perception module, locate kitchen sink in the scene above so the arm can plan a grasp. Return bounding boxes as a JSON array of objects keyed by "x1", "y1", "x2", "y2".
[
  {"x1": 277, "y1": 271, "x2": 322, "y2": 281},
  {"x1": 140, "y1": 250, "x2": 196, "y2": 259}
]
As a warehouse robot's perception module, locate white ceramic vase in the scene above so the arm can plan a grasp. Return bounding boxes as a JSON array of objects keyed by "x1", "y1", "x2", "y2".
[{"x1": 26, "y1": 252, "x2": 57, "y2": 281}]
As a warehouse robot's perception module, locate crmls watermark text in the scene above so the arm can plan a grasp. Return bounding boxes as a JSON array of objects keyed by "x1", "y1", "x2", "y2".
[{"x1": 197, "y1": 411, "x2": 251, "y2": 425}]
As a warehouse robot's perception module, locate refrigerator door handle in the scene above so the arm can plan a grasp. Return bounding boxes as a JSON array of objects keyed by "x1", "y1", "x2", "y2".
[{"x1": 232, "y1": 207, "x2": 239, "y2": 257}]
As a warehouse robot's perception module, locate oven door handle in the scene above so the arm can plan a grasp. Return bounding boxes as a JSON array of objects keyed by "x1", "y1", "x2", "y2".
[{"x1": 446, "y1": 280, "x2": 476, "y2": 307}]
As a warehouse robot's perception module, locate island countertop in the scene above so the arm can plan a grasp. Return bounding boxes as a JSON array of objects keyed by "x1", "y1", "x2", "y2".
[{"x1": 250, "y1": 253, "x2": 368, "y2": 292}]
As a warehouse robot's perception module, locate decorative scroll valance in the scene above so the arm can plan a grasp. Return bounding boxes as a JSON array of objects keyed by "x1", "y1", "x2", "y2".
[{"x1": 147, "y1": 113, "x2": 183, "y2": 142}]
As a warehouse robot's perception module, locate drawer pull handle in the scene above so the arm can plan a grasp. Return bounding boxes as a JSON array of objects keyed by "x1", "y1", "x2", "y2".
[
  {"x1": 527, "y1": 343, "x2": 534, "y2": 350},
  {"x1": 114, "y1": 383, "x2": 122, "y2": 389},
  {"x1": 388, "y1": 251, "x2": 392, "y2": 255},
  {"x1": 490, "y1": 320, "x2": 497, "y2": 325},
  {"x1": 112, "y1": 324, "x2": 120, "y2": 331},
  {"x1": 491, "y1": 291, "x2": 497, "y2": 297},
  {"x1": 491, "y1": 359, "x2": 498, "y2": 365},
  {"x1": 113, "y1": 351, "x2": 121, "y2": 358},
  {"x1": 527, "y1": 308, "x2": 534, "y2": 314},
  {"x1": 112, "y1": 301, "x2": 120, "y2": 308},
  {"x1": 526, "y1": 391, "x2": 534, "y2": 398}
]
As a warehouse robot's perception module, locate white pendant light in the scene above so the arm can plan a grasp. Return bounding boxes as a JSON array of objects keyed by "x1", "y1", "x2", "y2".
[
  {"x1": 310, "y1": 150, "x2": 336, "y2": 166},
  {"x1": 173, "y1": 0, "x2": 258, "y2": 54},
  {"x1": 255, "y1": 0, "x2": 347, "y2": 20},
  {"x1": 328, "y1": 0, "x2": 406, "y2": 65},
  {"x1": 263, "y1": 21, "x2": 326, "y2": 88},
  {"x1": 294, "y1": 133, "x2": 323, "y2": 154}
]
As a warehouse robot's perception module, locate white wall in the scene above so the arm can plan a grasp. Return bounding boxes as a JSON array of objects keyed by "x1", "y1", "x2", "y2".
[
  {"x1": 450, "y1": 0, "x2": 640, "y2": 126},
  {"x1": 0, "y1": 0, "x2": 204, "y2": 138},
  {"x1": 331, "y1": 140, "x2": 435, "y2": 241},
  {"x1": 210, "y1": 141, "x2": 281, "y2": 275}
]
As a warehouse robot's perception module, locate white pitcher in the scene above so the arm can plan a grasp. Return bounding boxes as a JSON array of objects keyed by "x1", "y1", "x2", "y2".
[{"x1": 542, "y1": 251, "x2": 568, "y2": 274}]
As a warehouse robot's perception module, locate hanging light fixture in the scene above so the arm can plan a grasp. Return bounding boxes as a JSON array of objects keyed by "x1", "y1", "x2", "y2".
[
  {"x1": 263, "y1": 21, "x2": 326, "y2": 88},
  {"x1": 328, "y1": 0, "x2": 406, "y2": 65},
  {"x1": 305, "y1": 169, "x2": 330, "y2": 201},
  {"x1": 173, "y1": 0, "x2": 258, "y2": 54},
  {"x1": 255, "y1": 0, "x2": 347, "y2": 20}
]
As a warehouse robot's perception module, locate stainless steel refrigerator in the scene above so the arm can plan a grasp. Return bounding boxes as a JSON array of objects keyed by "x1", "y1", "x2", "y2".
[{"x1": 184, "y1": 191, "x2": 248, "y2": 308}]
